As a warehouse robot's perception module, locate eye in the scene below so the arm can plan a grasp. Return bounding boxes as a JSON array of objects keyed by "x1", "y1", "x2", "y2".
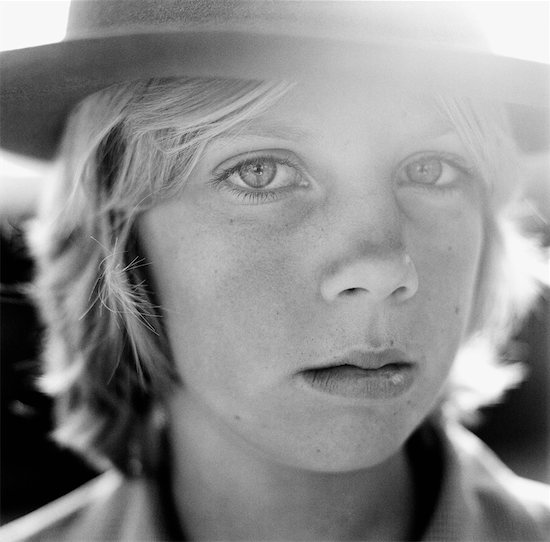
[
  {"x1": 210, "y1": 151, "x2": 309, "y2": 204},
  {"x1": 396, "y1": 153, "x2": 473, "y2": 188},
  {"x1": 218, "y1": 155, "x2": 302, "y2": 190}
]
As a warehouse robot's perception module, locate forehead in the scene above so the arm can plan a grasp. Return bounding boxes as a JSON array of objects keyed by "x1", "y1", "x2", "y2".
[{"x1": 223, "y1": 78, "x2": 455, "y2": 146}]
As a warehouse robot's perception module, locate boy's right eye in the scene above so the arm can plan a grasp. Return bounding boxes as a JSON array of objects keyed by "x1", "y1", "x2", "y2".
[{"x1": 209, "y1": 150, "x2": 310, "y2": 204}]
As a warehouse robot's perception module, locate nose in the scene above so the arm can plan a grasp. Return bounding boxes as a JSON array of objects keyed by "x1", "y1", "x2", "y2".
[
  {"x1": 320, "y1": 249, "x2": 419, "y2": 303},
  {"x1": 318, "y1": 181, "x2": 419, "y2": 303}
]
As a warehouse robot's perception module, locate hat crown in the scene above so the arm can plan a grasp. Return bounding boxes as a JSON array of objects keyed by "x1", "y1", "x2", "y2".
[
  {"x1": 66, "y1": 0, "x2": 487, "y2": 51},
  {"x1": 4, "y1": 1, "x2": 547, "y2": 160}
]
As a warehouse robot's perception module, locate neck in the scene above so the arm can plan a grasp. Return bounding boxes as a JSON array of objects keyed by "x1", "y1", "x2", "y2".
[{"x1": 165, "y1": 396, "x2": 415, "y2": 541}]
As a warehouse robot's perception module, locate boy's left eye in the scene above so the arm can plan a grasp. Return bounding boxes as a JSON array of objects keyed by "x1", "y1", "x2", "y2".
[{"x1": 396, "y1": 153, "x2": 472, "y2": 187}]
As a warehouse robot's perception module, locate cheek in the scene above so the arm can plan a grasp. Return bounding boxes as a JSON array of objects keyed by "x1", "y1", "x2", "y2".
[
  {"x1": 407, "y1": 201, "x2": 483, "y2": 349},
  {"x1": 138, "y1": 205, "x2": 302, "y2": 382}
]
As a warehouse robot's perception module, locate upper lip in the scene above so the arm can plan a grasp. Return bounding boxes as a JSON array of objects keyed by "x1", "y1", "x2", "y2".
[{"x1": 307, "y1": 348, "x2": 414, "y2": 371}]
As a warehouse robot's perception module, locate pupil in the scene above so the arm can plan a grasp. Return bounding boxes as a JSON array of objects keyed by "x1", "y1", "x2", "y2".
[
  {"x1": 407, "y1": 158, "x2": 442, "y2": 184},
  {"x1": 239, "y1": 159, "x2": 277, "y2": 188}
]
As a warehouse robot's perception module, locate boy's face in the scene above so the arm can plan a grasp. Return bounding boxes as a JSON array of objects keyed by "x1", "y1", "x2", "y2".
[{"x1": 138, "y1": 78, "x2": 483, "y2": 471}]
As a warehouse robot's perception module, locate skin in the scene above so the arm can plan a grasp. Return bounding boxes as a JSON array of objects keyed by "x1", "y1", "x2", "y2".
[{"x1": 138, "y1": 77, "x2": 484, "y2": 540}]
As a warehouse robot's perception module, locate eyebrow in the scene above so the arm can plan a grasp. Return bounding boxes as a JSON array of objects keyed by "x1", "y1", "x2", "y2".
[
  {"x1": 212, "y1": 116, "x2": 457, "y2": 145},
  {"x1": 412, "y1": 119, "x2": 456, "y2": 139},
  {"x1": 214, "y1": 119, "x2": 314, "y2": 143}
]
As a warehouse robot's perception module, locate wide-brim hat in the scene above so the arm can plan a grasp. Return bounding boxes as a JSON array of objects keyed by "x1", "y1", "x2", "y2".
[{"x1": 1, "y1": 0, "x2": 549, "y2": 160}]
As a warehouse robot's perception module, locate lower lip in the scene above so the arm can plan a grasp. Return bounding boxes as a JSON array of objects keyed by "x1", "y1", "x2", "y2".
[{"x1": 299, "y1": 364, "x2": 416, "y2": 400}]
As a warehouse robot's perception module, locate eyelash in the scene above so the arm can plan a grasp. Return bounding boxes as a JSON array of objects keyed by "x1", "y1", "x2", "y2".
[
  {"x1": 209, "y1": 151, "x2": 476, "y2": 204},
  {"x1": 209, "y1": 154, "x2": 306, "y2": 204}
]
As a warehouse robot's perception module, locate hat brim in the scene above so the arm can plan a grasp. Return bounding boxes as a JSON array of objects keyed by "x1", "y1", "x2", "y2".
[{"x1": 1, "y1": 30, "x2": 549, "y2": 159}]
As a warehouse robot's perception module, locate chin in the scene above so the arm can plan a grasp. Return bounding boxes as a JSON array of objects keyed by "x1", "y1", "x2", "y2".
[{"x1": 258, "y1": 412, "x2": 416, "y2": 473}]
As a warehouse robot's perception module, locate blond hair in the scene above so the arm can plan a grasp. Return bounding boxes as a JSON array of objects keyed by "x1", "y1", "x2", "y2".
[{"x1": 27, "y1": 78, "x2": 545, "y2": 473}]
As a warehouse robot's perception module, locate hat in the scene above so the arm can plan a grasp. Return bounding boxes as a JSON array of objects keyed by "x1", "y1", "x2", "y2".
[{"x1": 1, "y1": 0, "x2": 548, "y2": 160}]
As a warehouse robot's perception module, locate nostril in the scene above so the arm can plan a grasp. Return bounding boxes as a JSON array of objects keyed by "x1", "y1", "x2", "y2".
[
  {"x1": 393, "y1": 285, "x2": 408, "y2": 297},
  {"x1": 342, "y1": 287, "x2": 364, "y2": 296},
  {"x1": 341, "y1": 285, "x2": 408, "y2": 298}
]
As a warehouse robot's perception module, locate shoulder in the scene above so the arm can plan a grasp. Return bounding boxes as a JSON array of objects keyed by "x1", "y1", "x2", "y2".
[
  {"x1": 1, "y1": 471, "x2": 124, "y2": 542},
  {"x1": 436, "y1": 421, "x2": 550, "y2": 541},
  {"x1": 0, "y1": 470, "x2": 166, "y2": 542}
]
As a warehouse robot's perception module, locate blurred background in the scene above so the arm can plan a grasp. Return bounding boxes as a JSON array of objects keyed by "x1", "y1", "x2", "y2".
[{"x1": 1, "y1": 0, "x2": 549, "y2": 525}]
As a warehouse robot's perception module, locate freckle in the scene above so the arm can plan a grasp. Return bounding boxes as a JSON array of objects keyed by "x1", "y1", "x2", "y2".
[
  {"x1": 229, "y1": 218, "x2": 235, "y2": 225},
  {"x1": 234, "y1": 415, "x2": 241, "y2": 421},
  {"x1": 447, "y1": 246, "x2": 453, "y2": 252},
  {"x1": 316, "y1": 448, "x2": 321, "y2": 453},
  {"x1": 454, "y1": 306, "x2": 460, "y2": 315},
  {"x1": 390, "y1": 339, "x2": 395, "y2": 347}
]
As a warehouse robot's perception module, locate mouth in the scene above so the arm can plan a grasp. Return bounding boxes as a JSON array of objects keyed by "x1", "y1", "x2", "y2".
[{"x1": 297, "y1": 348, "x2": 417, "y2": 400}]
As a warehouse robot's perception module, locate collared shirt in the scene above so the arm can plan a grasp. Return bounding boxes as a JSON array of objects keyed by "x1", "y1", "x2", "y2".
[{"x1": 2, "y1": 421, "x2": 549, "y2": 541}]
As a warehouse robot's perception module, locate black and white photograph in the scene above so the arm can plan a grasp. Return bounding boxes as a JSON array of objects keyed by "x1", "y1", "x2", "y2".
[{"x1": 1, "y1": 1, "x2": 549, "y2": 540}]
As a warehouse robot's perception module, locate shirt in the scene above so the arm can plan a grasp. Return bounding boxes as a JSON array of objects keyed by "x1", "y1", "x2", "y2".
[{"x1": 2, "y1": 421, "x2": 549, "y2": 541}]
